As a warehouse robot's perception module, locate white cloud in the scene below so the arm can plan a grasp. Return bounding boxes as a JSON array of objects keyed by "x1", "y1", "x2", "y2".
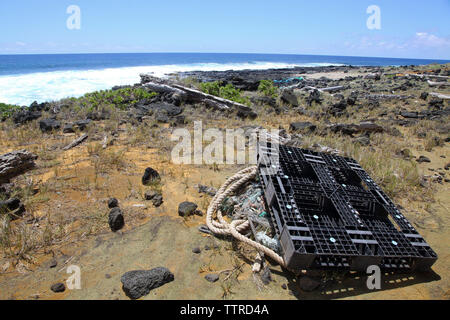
[{"x1": 413, "y1": 32, "x2": 450, "y2": 47}]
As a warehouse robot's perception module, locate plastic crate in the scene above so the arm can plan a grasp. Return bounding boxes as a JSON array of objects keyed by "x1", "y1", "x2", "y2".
[{"x1": 258, "y1": 143, "x2": 438, "y2": 272}]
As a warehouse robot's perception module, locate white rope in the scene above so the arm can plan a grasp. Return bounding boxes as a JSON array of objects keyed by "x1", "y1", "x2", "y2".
[{"x1": 206, "y1": 166, "x2": 286, "y2": 268}]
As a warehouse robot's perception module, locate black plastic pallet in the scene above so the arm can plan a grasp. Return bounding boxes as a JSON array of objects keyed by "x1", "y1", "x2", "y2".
[{"x1": 257, "y1": 143, "x2": 438, "y2": 272}]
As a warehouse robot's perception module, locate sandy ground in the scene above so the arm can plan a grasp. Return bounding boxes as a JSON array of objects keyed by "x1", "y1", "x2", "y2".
[{"x1": 0, "y1": 141, "x2": 448, "y2": 300}]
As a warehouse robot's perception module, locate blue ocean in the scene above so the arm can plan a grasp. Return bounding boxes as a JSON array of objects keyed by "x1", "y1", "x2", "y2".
[{"x1": 0, "y1": 53, "x2": 448, "y2": 105}]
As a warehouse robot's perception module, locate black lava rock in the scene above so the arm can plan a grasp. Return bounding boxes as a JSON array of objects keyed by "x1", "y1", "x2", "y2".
[
  {"x1": 152, "y1": 194, "x2": 163, "y2": 207},
  {"x1": 289, "y1": 121, "x2": 316, "y2": 133},
  {"x1": 0, "y1": 197, "x2": 21, "y2": 212},
  {"x1": 108, "y1": 207, "x2": 124, "y2": 232},
  {"x1": 121, "y1": 268, "x2": 174, "y2": 300},
  {"x1": 417, "y1": 156, "x2": 431, "y2": 163},
  {"x1": 39, "y1": 118, "x2": 61, "y2": 133},
  {"x1": 63, "y1": 120, "x2": 91, "y2": 133},
  {"x1": 280, "y1": 89, "x2": 298, "y2": 107},
  {"x1": 0, "y1": 198, "x2": 25, "y2": 219},
  {"x1": 237, "y1": 109, "x2": 258, "y2": 120},
  {"x1": 108, "y1": 198, "x2": 119, "y2": 209},
  {"x1": 420, "y1": 92, "x2": 429, "y2": 100},
  {"x1": 178, "y1": 202, "x2": 198, "y2": 217},
  {"x1": 192, "y1": 247, "x2": 201, "y2": 254},
  {"x1": 347, "y1": 91, "x2": 358, "y2": 106},
  {"x1": 307, "y1": 89, "x2": 322, "y2": 106},
  {"x1": 50, "y1": 283, "x2": 66, "y2": 293},
  {"x1": 142, "y1": 167, "x2": 161, "y2": 185},
  {"x1": 144, "y1": 190, "x2": 158, "y2": 200},
  {"x1": 13, "y1": 109, "x2": 42, "y2": 125}
]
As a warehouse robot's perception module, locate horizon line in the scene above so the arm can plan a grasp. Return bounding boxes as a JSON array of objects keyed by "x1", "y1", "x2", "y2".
[{"x1": 0, "y1": 51, "x2": 449, "y2": 62}]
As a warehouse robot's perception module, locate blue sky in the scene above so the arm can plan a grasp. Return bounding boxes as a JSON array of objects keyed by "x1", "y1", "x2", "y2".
[{"x1": 0, "y1": 0, "x2": 449, "y2": 59}]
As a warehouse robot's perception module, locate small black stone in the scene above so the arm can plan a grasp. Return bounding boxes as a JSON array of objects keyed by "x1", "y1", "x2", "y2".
[
  {"x1": 108, "y1": 207, "x2": 124, "y2": 232},
  {"x1": 178, "y1": 202, "x2": 198, "y2": 217},
  {"x1": 50, "y1": 283, "x2": 65, "y2": 293},
  {"x1": 192, "y1": 247, "x2": 201, "y2": 254},
  {"x1": 108, "y1": 198, "x2": 119, "y2": 208},
  {"x1": 49, "y1": 259, "x2": 58, "y2": 268},
  {"x1": 152, "y1": 194, "x2": 163, "y2": 207},
  {"x1": 205, "y1": 274, "x2": 219, "y2": 283},
  {"x1": 416, "y1": 156, "x2": 431, "y2": 163},
  {"x1": 142, "y1": 167, "x2": 161, "y2": 185}
]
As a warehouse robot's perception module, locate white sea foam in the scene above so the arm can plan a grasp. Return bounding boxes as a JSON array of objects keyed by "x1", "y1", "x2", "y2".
[{"x1": 0, "y1": 61, "x2": 342, "y2": 105}]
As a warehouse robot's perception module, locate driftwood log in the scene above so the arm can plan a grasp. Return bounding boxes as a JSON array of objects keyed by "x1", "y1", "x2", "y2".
[
  {"x1": 364, "y1": 94, "x2": 414, "y2": 100},
  {"x1": 140, "y1": 74, "x2": 254, "y2": 114},
  {"x1": 63, "y1": 134, "x2": 88, "y2": 151},
  {"x1": 0, "y1": 150, "x2": 37, "y2": 184},
  {"x1": 430, "y1": 92, "x2": 450, "y2": 100},
  {"x1": 297, "y1": 85, "x2": 347, "y2": 93},
  {"x1": 427, "y1": 80, "x2": 450, "y2": 88}
]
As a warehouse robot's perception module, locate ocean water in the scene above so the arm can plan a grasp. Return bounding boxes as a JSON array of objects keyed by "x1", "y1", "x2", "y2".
[{"x1": 0, "y1": 53, "x2": 448, "y2": 106}]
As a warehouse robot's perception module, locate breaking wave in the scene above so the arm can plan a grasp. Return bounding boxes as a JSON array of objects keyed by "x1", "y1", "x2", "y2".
[{"x1": 0, "y1": 61, "x2": 341, "y2": 105}]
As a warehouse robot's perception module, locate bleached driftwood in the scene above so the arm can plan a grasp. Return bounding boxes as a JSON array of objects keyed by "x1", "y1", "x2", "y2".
[
  {"x1": 430, "y1": 92, "x2": 450, "y2": 100},
  {"x1": 427, "y1": 80, "x2": 450, "y2": 87},
  {"x1": 364, "y1": 94, "x2": 413, "y2": 100},
  {"x1": 298, "y1": 85, "x2": 346, "y2": 93},
  {"x1": 408, "y1": 74, "x2": 449, "y2": 80},
  {"x1": 63, "y1": 134, "x2": 88, "y2": 151},
  {"x1": 140, "y1": 74, "x2": 253, "y2": 113}
]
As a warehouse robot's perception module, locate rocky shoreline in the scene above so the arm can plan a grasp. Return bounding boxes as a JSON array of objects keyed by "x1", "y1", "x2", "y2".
[{"x1": 0, "y1": 63, "x2": 449, "y2": 300}]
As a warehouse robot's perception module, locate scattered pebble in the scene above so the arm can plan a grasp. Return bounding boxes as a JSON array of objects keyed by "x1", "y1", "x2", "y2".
[
  {"x1": 416, "y1": 156, "x2": 431, "y2": 163},
  {"x1": 108, "y1": 207, "x2": 125, "y2": 232},
  {"x1": 108, "y1": 198, "x2": 119, "y2": 209},
  {"x1": 178, "y1": 202, "x2": 198, "y2": 217},
  {"x1": 49, "y1": 259, "x2": 57, "y2": 269},
  {"x1": 204, "y1": 274, "x2": 219, "y2": 283},
  {"x1": 50, "y1": 283, "x2": 66, "y2": 293}
]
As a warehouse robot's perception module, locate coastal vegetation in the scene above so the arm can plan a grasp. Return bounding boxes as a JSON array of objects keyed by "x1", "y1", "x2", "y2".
[
  {"x1": 0, "y1": 102, "x2": 20, "y2": 119},
  {"x1": 79, "y1": 87, "x2": 158, "y2": 111},
  {"x1": 199, "y1": 81, "x2": 250, "y2": 105}
]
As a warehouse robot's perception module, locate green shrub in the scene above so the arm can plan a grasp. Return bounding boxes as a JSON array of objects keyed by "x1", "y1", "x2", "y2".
[
  {"x1": 0, "y1": 102, "x2": 20, "y2": 118},
  {"x1": 199, "y1": 81, "x2": 221, "y2": 96},
  {"x1": 258, "y1": 80, "x2": 278, "y2": 98},
  {"x1": 200, "y1": 81, "x2": 250, "y2": 105},
  {"x1": 81, "y1": 87, "x2": 157, "y2": 110}
]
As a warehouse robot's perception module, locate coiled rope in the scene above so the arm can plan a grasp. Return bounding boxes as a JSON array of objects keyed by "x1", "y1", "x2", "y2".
[{"x1": 206, "y1": 166, "x2": 286, "y2": 268}]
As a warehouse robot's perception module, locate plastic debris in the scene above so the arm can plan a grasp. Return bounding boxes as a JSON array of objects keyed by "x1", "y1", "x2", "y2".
[{"x1": 255, "y1": 232, "x2": 281, "y2": 253}]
